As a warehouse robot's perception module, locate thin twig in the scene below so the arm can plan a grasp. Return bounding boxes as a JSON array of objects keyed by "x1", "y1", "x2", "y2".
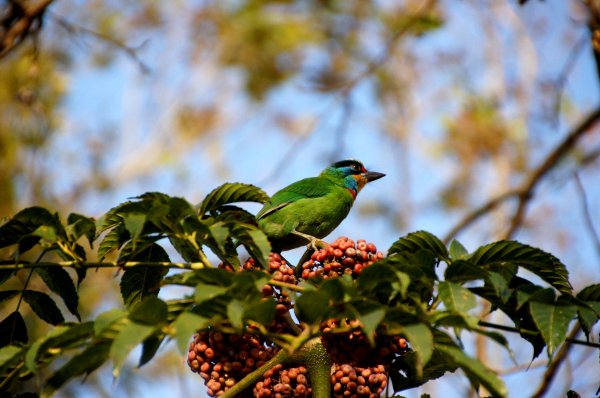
[
  {"x1": 583, "y1": 0, "x2": 600, "y2": 86},
  {"x1": 550, "y1": 31, "x2": 589, "y2": 127},
  {"x1": 443, "y1": 190, "x2": 519, "y2": 244},
  {"x1": 531, "y1": 324, "x2": 582, "y2": 398},
  {"x1": 335, "y1": 0, "x2": 438, "y2": 95},
  {"x1": 478, "y1": 321, "x2": 598, "y2": 349},
  {"x1": 444, "y1": 106, "x2": 600, "y2": 243},
  {"x1": 258, "y1": 96, "x2": 340, "y2": 186},
  {"x1": 269, "y1": 279, "x2": 305, "y2": 292},
  {"x1": 574, "y1": 173, "x2": 600, "y2": 264},
  {"x1": 260, "y1": 0, "x2": 437, "y2": 183},
  {"x1": 496, "y1": 359, "x2": 547, "y2": 376},
  {"x1": 50, "y1": 12, "x2": 150, "y2": 74},
  {"x1": 504, "y1": 106, "x2": 600, "y2": 239},
  {"x1": 0, "y1": 260, "x2": 208, "y2": 270}
]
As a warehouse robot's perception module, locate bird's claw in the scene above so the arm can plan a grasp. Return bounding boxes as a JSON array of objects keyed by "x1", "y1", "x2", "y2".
[
  {"x1": 291, "y1": 230, "x2": 327, "y2": 251},
  {"x1": 308, "y1": 238, "x2": 327, "y2": 251}
]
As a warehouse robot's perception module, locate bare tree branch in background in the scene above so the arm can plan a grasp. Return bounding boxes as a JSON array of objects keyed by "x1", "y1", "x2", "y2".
[
  {"x1": 444, "y1": 106, "x2": 600, "y2": 243},
  {"x1": 503, "y1": 107, "x2": 600, "y2": 239},
  {"x1": 574, "y1": 172, "x2": 600, "y2": 265},
  {"x1": 531, "y1": 324, "x2": 582, "y2": 398},
  {"x1": 50, "y1": 12, "x2": 150, "y2": 74},
  {"x1": 584, "y1": 0, "x2": 600, "y2": 84},
  {"x1": 335, "y1": 0, "x2": 438, "y2": 96},
  {"x1": 0, "y1": 0, "x2": 55, "y2": 59},
  {"x1": 550, "y1": 31, "x2": 589, "y2": 127},
  {"x1": 261, "y1": 0, "x2": 438, "y2": 182}
]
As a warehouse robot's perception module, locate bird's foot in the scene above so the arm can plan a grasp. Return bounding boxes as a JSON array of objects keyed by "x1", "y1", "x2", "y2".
[{"x1": 291, "y1": 230, "x2": 328, "y2": 252}]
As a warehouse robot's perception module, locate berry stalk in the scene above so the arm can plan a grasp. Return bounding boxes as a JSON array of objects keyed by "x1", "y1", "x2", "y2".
[{"x1": 220, "y1": 348, "x2": 292, "y2": 398}]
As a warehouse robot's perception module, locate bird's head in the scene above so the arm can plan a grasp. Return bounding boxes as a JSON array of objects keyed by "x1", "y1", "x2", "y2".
[{"x1": 321, "y1": 159, "x2": 385, "y2": 199}]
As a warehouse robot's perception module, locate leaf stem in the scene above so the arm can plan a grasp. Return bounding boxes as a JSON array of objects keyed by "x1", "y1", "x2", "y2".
[
  {"x1": 0, "y1": 260, "x2": 209, "y2": 270},
  {"x1": 478, "y1": 321, "x2": 600, "y2": 348},
  {"x1": 220, "y1": 349, "x2": 291, "y2": 398},
  {"x1": 269, "y1": 279, "x2": 305, "y2": 292}
]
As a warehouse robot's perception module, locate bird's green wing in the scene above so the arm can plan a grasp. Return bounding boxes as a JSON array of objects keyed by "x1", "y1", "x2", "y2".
[{"x1": 256, "y1": 176, "x2": 334, "y2": 219}]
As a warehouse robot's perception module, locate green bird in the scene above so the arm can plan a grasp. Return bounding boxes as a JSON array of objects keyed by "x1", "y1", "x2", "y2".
[{"x1": 256, "y1": 159, "x2": 385, "y2": 252}]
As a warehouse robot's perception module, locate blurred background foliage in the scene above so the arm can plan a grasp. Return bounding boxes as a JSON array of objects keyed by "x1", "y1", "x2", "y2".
[{"x1": 1, "y1": 0, "x2": 599, "y2": 397}]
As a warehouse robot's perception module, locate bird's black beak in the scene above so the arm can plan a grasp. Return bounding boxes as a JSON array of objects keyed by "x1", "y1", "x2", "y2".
[{"x1": 365, "y1": 171, "x2": 385, "y2": 182}]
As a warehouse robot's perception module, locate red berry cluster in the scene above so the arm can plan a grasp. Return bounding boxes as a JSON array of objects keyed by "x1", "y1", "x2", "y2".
[
  {"x1": 220, "y1": 253, "x2": 298, "y2": 333},
  {"x1": 331, "y1": 363, "x2": 388, "y2": 398},
  {"x1": 187, "y1": 330, "x2": 279, "y2": 397},
  {"x1": 253, "y1": 364, "x2": 312, "y2": 398},
  {"x1": 187, "y1": 238, "x2": 409, "y2": 398},
  {"x1": 301, "y1": 237, "x2": 383, "y2": 279},
  {"x1": 320, "y1": 319, "x2": 409, "y2": 367}
]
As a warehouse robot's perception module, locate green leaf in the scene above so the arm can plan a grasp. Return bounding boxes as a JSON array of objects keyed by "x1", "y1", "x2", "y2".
[
  {"x1": 25, "y1": 322, "x2": 94, "y2": 373},
  {"x1": 438, "y1": 281, "x2": 476, "y2": 313},
  {"x1": 356, "y1": 306, "x2": 386, "y2": 345},
  {"x1": 139, "y1": 335, "x2": 164, "y2": 367},
  {"x1": 124, "y1": 213, "x2": 146, "y2": 243},
  {"x1": 473, "y1": 328, "x2": 510, "y2": 352},
  {"x1": 433, "y1": 313, "x2": 479, "y2": 330},
  {"x1": 97, "y1": 197, "x2": 152, "y2": 235},
  {"x1": 129, "y1": 296, "x2": 168, "y2": 326},
  {"x1": 16, "y1": 236, "x2": 42, "y2": 257},
  {"x1": 388, "y1": 231, "x2": 449, "y2": 261},
  {"x1": 168, "y1": 235, "x2": 203, "y2": 263},
  {"x1": 469, "y1": 241, "x2": 572, "y2": 295},
  {"x1": 195, "y1": 268, "x2": 234, "y2": 285},
  {"x1": 390, "y1": 345, "x2": 457, "y2": 391},
  {"x1": 35, "y1": 267, "x2": 80, "y2": 320},
  {"x1": 172, "y1": 312, "x2": 209, "y2": 353},
  {"x1": 32, "y1": 225, "x2": 58, "y2": 243},
  {"x1": 357, "y1": 262, "x2": 410, "y2": 302},
  {"x1": 234, "y1": 225, "x2": 271, "y2": 268},
  {"x1": 208, "y1": 221, "x2": 229, "y2": 255},
  {"x1": 378, "y1": 250, "x2": 437, "y2": 304},
  {"x1": 94, "y1": 309, "x2": 127, "y2": 336},
  {"x1": 401, "y1": 323, "x2": 433, "y2": 372},
  {"x1": 472, "y1": 277, "x2": 547, "y2": 359},
  {"x1": 576, "y1": 284, "x2": 600, "y2": 301},
  {"x1": 0, "y1": 269, "x2": 15, "y2": 285},
  {"x1": 529, "y1": 301, "x2": 577, "y2": 357},
  {"x1": 0, "y1": 345, "x2": 22, "y2": 368},
  {"x1": 110, "y1": 320, "x2": 155, "y2": 377},
  {"x1": 294, "y1": 290, "x2": 332, "y2": 324},
  {"x1": 436, "y1": 344, "x2": 507, "y2": 397},
  {"x1": 244, "y1": 299, "x2": 276, "y2": 327},
  {"x1": 22, "y1": 290, "x2": 64, "y2": 325},
  {"x1": 119, "y1": 243, "x2": 169, "y2": 308},
  {"x1": 98, "y1": 224, "x2": 129, "y2": 260},
  {"x1": 0, "y1": 207, "x2": 63, "y2": 250},
  {"x1": 444, "y1": 260, "x2": 488, "y2": 284},
  {"x1": 43, "y1": 340, "x2": 112, "y2": 397},
  {"x1": 576, "y1": 301, "x2": 600, "y2": 339},
  {"x1": 515, "y1": 285, "x2": 553, "y2": 310},
  {"x1": 449, "y1": 240, "x2": 469, "y2": 261},
  {"x1": 0, "y1": 312, "x2": 28, "y2": 347},
  {"x1": 0, "y1": 344, "x2": 23, "y2": 387},
  {"x1": 0, "y1": 290, "x2": 19, "y2": 304},
  {"x1": 67, "y1": 213, "x2": 96, "y2": 247},
  {"x1": 194, "y1": 283, "x2": 229, "y2": 303},
  {"x1": 198, "y1": 183, "x2": 269, "y2": 216},
  {"x1": 227, "y1": 299, "x2": 245, "y2": 329},
  {"x1": 486, "y1": 271, "x2": 511, "y2": 304}
]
